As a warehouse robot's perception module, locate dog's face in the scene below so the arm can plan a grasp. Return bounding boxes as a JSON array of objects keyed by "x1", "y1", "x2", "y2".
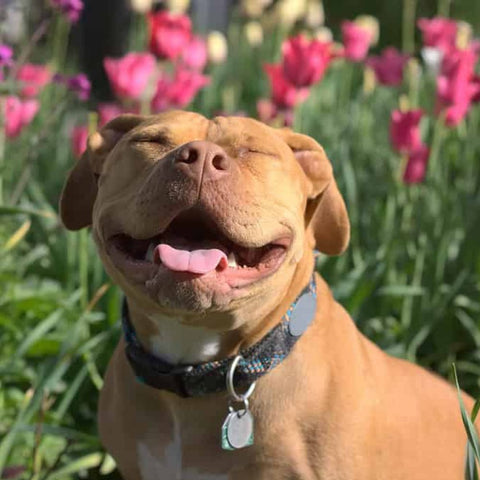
[{"x1": 60, "y1": 111, "x2": 349, "y2": 329}]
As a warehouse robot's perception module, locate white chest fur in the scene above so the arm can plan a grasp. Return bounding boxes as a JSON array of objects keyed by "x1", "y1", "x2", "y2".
[{"x1": 147, "y1": 313, "x2": 222, "y2": 365}]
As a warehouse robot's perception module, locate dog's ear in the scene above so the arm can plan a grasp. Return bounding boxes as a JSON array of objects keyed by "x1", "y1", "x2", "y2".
[
  {"x1": 276, "y1": 129, "x2": 350, "y2": 255},
  {"x1": 60, "y1": 114, "x2": 147, "y2": 230}
]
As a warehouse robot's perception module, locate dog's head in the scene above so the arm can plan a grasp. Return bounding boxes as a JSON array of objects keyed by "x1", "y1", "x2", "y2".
[{"x1": 60, "y1": 111, "x2": 349, "y2": 327}]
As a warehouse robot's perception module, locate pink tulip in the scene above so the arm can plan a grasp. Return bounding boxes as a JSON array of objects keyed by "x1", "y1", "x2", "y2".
[
  {"x1": 98, "y1": 103, "x2": 125, "y2": 127},
  {"x1": 366, "y1": 47, "x2": 410, "y2": 86},
  {"x1": 181, "y1": 35, "x2": 208, "y2": 71},
  {"x1": 417, "y1": 17, "x2": 457, "y2": 54},
  {"x1": 341, "y1": 21, "x2": 373, "y2": 62},
  {"x1": 16, "y1": 64, "x2": 51, "y2": 97},
  {"x1": 148, "y1": 11, "x2": 192, "y2": 60},
  {"x1": 71, "y1": 125, "x2": 88, "y2": 158},
  {"x1": 4, "y1": 96, "x2": 39, "y2": 138},
  {"x1": 264, "y1": 64, "x2": 309, "y2": 109},
  {"x1": 403, "y1": 144, "x2": 430, "y2": 184},
  {"x1": 281, "y1": 35, "x2": 333, "y2": 87},
  {"x1": 104, "y1": 53, "x2": 156, "y2": 101},
  {"x1": 0, "y1": 44, "x2": 13, "y2": 66},
  {"x1": 437, "y1": 44, "x2": 479, "y2": 126},
  {"x1": 390, "y1": 109, "x2": 423, "y2": 153},
  {"x1": 151, "y1": 68, "x2": 209, "y2": 112}
]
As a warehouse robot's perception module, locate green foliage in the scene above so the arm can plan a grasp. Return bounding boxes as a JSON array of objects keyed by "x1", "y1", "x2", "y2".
[{"x1": 0, "y1": 7, "x2": 479, "y2": 480}]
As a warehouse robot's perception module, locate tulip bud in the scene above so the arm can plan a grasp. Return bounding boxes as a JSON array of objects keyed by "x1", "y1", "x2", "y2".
[
  {"x1": 456, "y1": 21, "x2": 472, "y2": 50},
  {"x1": 166, "y1": 0, "x2": 190, "y2": 14},
  {"x1": 129, "y1": 0, "x2": 153, "y2": 13},
  {"x1": 244, "y1": 21, "x2": 264, "y2": 47},
  {"x1": 207, "y1": 31, "x2": 228, "y2": 64},
  {"x1": 314, "y1": 26, "x2": 333, "y2": 42},
  {"x1": 355, "y1": 15, "x2": 379, "y2": 46},
  {"x1": 305, "y1": 0, "x2": 324, "y2": 29},
  {"x1": 275, "y1": 0, "x2": 307, "y2": 27}
]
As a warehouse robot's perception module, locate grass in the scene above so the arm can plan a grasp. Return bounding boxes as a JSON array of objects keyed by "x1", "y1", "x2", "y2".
[{"x1": 0, "y1": 7, "x2": 479, "y2": 479}]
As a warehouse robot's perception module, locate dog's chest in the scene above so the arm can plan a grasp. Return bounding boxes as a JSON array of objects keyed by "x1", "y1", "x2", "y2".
[{"x1": 137, "y1": 436, "x2": 230, "y2": 480}]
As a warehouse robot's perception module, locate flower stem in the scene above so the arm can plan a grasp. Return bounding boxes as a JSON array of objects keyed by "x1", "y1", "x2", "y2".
[
  {"x1": 402, "y1": 0, "x2": 418, "y2": 54},
  {"x1": 437, "y1": 0, "x2": 451, "y2": 17}
]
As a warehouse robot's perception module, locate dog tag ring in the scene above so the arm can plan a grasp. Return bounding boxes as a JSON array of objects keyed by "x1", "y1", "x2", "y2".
[{"x1": 221, "y1": 355, "x2": 256, "y2": 450}]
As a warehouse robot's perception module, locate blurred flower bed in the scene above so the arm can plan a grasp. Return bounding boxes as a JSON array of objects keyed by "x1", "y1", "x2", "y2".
[{"x1": 0, "y1": 0, "x2": 479, "y2": 478}]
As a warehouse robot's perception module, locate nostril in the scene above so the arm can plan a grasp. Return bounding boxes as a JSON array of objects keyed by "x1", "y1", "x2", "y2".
[
  {"x1": 211, "y1": 153, "x2": 229, "y2": 171},
  {"x1": 176, "y1": 147, "x2": 198, "y2": 164}
]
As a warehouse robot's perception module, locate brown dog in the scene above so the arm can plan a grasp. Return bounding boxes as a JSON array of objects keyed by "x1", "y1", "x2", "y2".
[{"x1": 60, "y1": 111, "x2": 477, "y2": 479}]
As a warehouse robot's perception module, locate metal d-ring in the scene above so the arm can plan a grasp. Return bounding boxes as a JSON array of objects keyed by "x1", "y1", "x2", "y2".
[{"x1": 226, "y1": 355, "x2": 256, "y2": 403}]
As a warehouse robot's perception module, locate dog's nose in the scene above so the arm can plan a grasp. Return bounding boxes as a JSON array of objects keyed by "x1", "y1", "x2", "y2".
[{"x1": 174, "y1": 141, "x2": 230, "y2": 180}]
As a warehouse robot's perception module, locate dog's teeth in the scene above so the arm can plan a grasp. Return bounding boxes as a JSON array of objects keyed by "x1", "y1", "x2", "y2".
[
  {"x1": 227, "y1": 252, "x2": 238, "y2": 268},
  {"x1": 145, "y1": 243, "x2": 156, "y2": 262}
]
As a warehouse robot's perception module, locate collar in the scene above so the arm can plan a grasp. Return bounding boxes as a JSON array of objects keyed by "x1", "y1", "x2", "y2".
[{"x1": 122, "y1": 274, "x2": 317, "y2": 398}]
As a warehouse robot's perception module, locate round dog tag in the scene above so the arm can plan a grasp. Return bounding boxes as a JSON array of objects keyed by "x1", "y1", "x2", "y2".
[
  {"x1": 288, "y1": 292, "x2": 316, "y2": 336},
  {"x1": 226, "y1": 409, "x2": 254, "y2": 449}
]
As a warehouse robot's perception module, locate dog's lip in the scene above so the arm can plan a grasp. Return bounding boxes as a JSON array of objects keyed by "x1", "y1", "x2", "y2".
[{"x1": 104, "y1": 216, "x2": 292, "y2": 289}]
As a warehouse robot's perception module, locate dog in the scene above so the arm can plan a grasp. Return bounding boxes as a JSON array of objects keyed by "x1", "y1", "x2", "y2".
[{"x1": 60, "y1": 111, "x2": 477, "y2": 479}]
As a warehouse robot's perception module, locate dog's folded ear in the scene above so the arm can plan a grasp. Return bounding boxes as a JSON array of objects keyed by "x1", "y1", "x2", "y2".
[
  {"x1": 276, "y1": 129, "x2": 350, "y2": 255},
  {"x1": 60, "y1": 114, "x2": 147, "y2": 231}
]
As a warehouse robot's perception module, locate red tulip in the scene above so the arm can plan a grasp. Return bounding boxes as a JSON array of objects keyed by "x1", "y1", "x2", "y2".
[
  {"x1": 264, "y1": 64, "x2": 309, "y2": 109},
  {"x1": 366, "y1": 47, "x2": 410, "y2": 86},
  {"x1": 16, "y1": 64, "x2": 51, "y2": 97},
  {"x1": 437, "y1": 44, "x2": 479, "y2": 126},
  {"x1": 5, "y1": 95, "x2": 39, "y2": 138},
  {"x1": 417, "y1": 17, "x2": 457, "y2": 54},
  {"x1": 341, "y1": 21, "x2": 373, "y2": 62},
  {"x1": 390, "y1": 109, "x2": 423, "y2": 153},
  {"x1": 71, "y1": 125, "x2": 88, "y2": 158},
  {"x1": 148, "y1": 11, "x2": 192, "y2": 60},
  {"x1": 403, "y1": 144, "x2": 430, "y2": 184},
  {"x1": 151, "y1": 68, "x2": 209, "y2": 112},
  {"x1": 281, "y1": 35, "x2": 332, "y2": 87},
  {"x1": 181, "y1": 35, "x2": 208, "y2": 71},
  {"x1": 104, "y1": 52, "x2": 156, "y2": 101}
]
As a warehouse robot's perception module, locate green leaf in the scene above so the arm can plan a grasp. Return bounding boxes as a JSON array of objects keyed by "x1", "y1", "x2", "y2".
[
  {"x1": 45, "y1": 452, "x2": 103, "y2": 480},
  {"x1": 452, "y1": 365, "x2": 480, "y2": 462}
]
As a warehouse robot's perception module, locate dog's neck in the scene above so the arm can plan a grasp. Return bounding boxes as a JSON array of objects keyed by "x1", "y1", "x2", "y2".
[{"x1": 126, "y1": 254, "x2": 315, "y2": 365}]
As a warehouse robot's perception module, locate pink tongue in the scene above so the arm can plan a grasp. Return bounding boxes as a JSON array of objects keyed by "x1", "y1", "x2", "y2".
[{"x1": 156, "y1": 244, "x2": 228, "y2": 274}]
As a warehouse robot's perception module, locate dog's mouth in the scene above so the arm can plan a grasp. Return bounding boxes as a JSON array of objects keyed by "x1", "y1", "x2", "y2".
[{"x1": 108, "y1": 210, "x2": 291, "y2": 287}]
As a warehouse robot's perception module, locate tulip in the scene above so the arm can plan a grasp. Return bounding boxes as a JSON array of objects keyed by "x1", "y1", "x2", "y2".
[
  {"x1": 66, "y1": 73, "x2": 91, "y2": 100},
  {"x1": 390, "y1": 109, "x2": 423, "y2": 153},
  {"x1": 403, "y1": 144, "x2": 430, "y2": 184},
  {"x1": 341, "y1": 20, "x2": 374, "y2": 62},
  {"x1": 4, "y1": 96, "x2": 39, "y2": 139},
  {"x1": 181, "y1": 36, "x2": 208, "y2": 71},
  {"x1": 437, "y1": 44, "x2": 479, "y2": 126},
  {"x1": 207, "y1": 31, "x2": 228, "y2": 64},
  {"x1": 366, "y1": 47, "x2": 410, "y2": 86},
  {"x1": 417, "y1": 17, "x2": 457, "y2": 54},
  {"x1": 71, "y1": 125, "x2": 88, "y2": 158},
  {"x1": 16, "y1": 64, "x2": 51, "y2": 98},
  {"x1": 104, "y1": 53, "x2": 156, "y2": 101},
  {"x1": 148, "y1": 11, "x2": 192, "y2": 60},
  {"x1": 305, "y1": 0, "x2": 324, "y2": 29},
  {"x1": 98, "y1": 103, "x2": 125, "y2": 127},
  {"x1": 281, "y1": 35, "x2": 332, "y2": 87},
  {"x1": 264, "y1": 64, "x2": 309, "y2": 109},
  {"x1": 244, "y1": 22, "x2": 263, "y2": 47},
  {"x1": 0, "y1": 44, "x2": 13, "y2": 66},
  {"x1": 151, "y1": 68, "x2": 209, "y2": 112},
  {"x1": 166, "y1": 0, "x2": 190, "y2": 14},
  {"x1": 50, "y1": 0, "x2": 84, "y2": 23}
]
